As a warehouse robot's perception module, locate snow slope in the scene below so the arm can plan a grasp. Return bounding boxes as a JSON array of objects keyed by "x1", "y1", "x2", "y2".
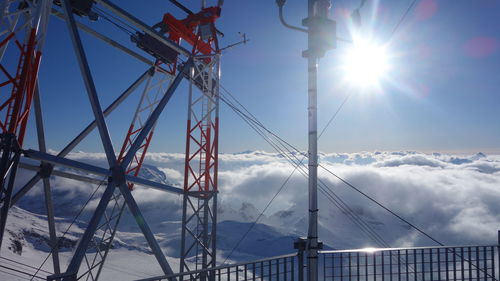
[{"x1": 0, "y1": 206, "x2": 297, "y2": 280}]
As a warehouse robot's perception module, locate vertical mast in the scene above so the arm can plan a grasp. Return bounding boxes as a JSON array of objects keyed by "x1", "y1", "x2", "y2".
[{"x1": 303, "y1": 1, "x2": 333, "y2": 280}]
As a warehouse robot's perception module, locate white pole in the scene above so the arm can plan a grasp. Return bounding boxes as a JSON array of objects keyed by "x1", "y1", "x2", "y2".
[{"x1": 307, "y1": 1, "x2": 330, "y2": 280}]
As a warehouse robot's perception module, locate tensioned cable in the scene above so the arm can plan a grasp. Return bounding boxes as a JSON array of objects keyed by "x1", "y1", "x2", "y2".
[
  {"x1": 219, "y1": 150, "x2": 297, "y2": 264},
  {"x1": 220, "y1": 92, "x2": 421, "y2": 272},
  {"x1": 318, "y1": 164, "x2": 444, "y2": 246},
  {"x1": 93, "y1": 6, "x2": 140, "y2": 35},
  {"x1": 219, "y1": 88, "x2": 497, "y2": 278},
  {"x1": 0, "y1": 256, "x2": 52, "y2": 275},
  {"x1": 220, "y1": 93, "x2": 389, "y2": 248},
  {"x1": 220, "y1": 91, "x2": 382, "y2": 245},
  {"x1": 219, "y1": 89, "x2": 389, "y2": 245},
  {"x1": 30, "y1": 176, "x2": 108, "y2": 281},
  {"x1": 0, "y1": 264, "x2": 46, "y2": 280},
  {"x1": 388, "y1": 0, "x2": 418, "y2": 40},
  {"x1": 219, "y1": 92, "x2": 393, "y2": 263},
  {"x1": 221, "y1": 89, "x2": 444, "y2": 245},
  {"x1": 186, "y1": 50, "x2": 422, "y2": 265},
  {"x1": 318, "y1": 166, "x2": 496, "y2": 279},
  {"x1": 150, "y1": 1, "x2": 450, "y2": 261},
  {"x1": 220, "y1": 86, "x2": 299, "y2": 153},
  {"x1": 178, "y1": 6, "x2": 390, "y2": 267},
  {"x1": 219, "y1": 90, "x2": 500, "y2": 278},
  {"x1": 218, "y1": 84, "x2": 445, "y2": 245},
  {"x1": 93, "y1": 9, "x2": 135, "y2": 36}
]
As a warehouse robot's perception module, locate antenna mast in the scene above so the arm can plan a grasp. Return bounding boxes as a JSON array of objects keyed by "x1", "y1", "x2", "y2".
[{"x1": 276, "y1": 0, "x2": 336, "y2": 280}]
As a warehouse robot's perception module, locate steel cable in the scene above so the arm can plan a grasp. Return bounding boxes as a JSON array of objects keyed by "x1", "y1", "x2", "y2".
[{"x1": 218, "y1": 91, "x2": 394, "y2": 263}]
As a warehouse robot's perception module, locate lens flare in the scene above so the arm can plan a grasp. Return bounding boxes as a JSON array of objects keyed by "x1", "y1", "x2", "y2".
[{"x1": 341, "y1": 38, "x2": 390, "y2": 89}]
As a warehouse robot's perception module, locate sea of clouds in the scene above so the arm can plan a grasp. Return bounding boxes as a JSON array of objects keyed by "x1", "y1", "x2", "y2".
[{"x1": 14, "y1": 150, "x2": 500, "y2": 250}]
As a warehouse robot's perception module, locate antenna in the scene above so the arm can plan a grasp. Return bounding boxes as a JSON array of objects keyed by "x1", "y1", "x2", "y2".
[{"x1": 220, "y1": 32, "x2": 249, "y2": 51}]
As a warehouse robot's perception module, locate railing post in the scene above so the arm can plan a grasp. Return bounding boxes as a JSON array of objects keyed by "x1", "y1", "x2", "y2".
[
  {"x1": 295, "y1": 237, "x2": 307, "y2": 281},
  {"x1": 497, "y1": 230, "x2": 500, "y2": 279}
]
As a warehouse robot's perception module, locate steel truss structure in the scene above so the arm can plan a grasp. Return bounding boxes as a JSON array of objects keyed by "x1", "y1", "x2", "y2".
[
  {"x1": 0, "y1": 0, "x2": 222, "y2": 280},
  {"x1": 180, "y1": 55, "x2": 220, "y2": 280}
]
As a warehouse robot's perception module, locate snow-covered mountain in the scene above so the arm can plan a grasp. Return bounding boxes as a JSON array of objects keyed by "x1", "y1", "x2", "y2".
[
  {"x1": 2, "y1": 150, "x2": 500, "y2": 280},
  {"x1": 1, "y1": 206, "x2": 298, "y2": 280}
]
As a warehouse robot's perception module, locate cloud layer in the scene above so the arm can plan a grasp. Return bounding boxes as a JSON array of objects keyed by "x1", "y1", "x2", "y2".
[{"x1": 15, "y1": 150, "x2": 500, "y2": 250}]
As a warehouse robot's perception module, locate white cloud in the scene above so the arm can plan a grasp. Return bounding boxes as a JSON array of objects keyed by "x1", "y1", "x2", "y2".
[{"x1": 14, "y1": 150, "x2": 500, "y2": 249}]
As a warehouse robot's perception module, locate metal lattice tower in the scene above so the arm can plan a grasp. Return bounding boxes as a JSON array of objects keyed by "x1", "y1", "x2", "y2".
[
  {"x1": 0, "y1": 0, "x2": 223, "y2": 280},
  {"x1": 180, "y1": 54, "x2": 220, "y2": 281},
  {"x1": 0, "y1": 0, "x2": 59, "y2": 274},
  {"x1": 74, "y1": 65, "x2": 177, "y2": 281}
]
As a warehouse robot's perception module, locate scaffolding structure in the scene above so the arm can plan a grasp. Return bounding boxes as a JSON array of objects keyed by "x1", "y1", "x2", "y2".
[{"x1": 0, "y1": 0, "x2": 222, "y2": 280}]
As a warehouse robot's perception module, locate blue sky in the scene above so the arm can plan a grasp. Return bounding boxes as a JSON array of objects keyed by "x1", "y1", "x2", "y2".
[{"x1": 21, "y1": 0, "x2": 500, "y2": 154}]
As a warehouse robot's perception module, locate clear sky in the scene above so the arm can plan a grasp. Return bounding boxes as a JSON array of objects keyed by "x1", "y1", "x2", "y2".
[{"x1": 21, "y1": 0, "x2": 500, "y2": 154}]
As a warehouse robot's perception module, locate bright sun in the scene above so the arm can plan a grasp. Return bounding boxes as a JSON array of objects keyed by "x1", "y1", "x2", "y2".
[{"x1": 341, "y1": 38, "x2": 390, "y2": 88}]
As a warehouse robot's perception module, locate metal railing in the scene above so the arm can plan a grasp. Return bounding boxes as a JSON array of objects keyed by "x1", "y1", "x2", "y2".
[
  {"x1": 135, "y1": 253, "x2": 299, "y2": 281},
  {"x1": 320, "y1": 245, "x2": 499, "y2": 281},
  {"x1": 134, "y1": 242, "x2": 500, "y2": 281}
]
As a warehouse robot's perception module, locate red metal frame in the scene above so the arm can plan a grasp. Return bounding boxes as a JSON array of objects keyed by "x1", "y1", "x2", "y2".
[
  {"x1": 118, "y1": 6, "x2": 221, "y2": 191},
  {"x1": 183, "y1": 115, "x2": 219, "y2": 192},
  {"x1": 0, "y1": 28, "x2": 42, "y2": 146},
  {"x1": 168, "y1": 5, "x2": 220, "y2": 193},
  {"x1": 182, "y1": 27, "x2": 220, "y2": 194},
  {"x1": 117, "y1": 123, "x2": 155, "y2": 190},
  {"x1": 162, "y1": 6, "x2": 221, "y2": 56}
]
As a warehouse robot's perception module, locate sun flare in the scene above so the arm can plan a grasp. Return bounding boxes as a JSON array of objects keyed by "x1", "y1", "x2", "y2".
[{"x1": 341, "y1": 38, "x2": 390, "y2": 88}]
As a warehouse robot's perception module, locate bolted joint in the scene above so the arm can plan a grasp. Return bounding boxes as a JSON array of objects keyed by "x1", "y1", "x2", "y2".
[
  {"x1": 109, "y1": 165, "x2": 127, "y2": 187},
  {"x1": 39, "y1": 162, "x2": 54, "y2": 179}
]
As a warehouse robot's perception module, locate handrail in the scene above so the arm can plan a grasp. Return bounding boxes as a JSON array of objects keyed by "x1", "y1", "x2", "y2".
[
  {"x1": 321, "y1": 244, "x2": 499, "y2": 281},
  {"x1": 135, "y1": 252, "x2": 298, "y2": 281},
  {"x1": 320, "y1": 244, "x2": 499, "y2": 254},
  {"x1": 133, "y1": 244, "x2": 500, "y2": 281}
]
